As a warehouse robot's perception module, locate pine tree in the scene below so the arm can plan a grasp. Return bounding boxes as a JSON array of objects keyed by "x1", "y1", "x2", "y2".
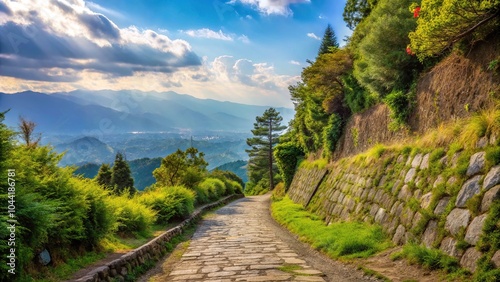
[
  {"x1": 246, "y1": 108, "x2": 286, "y2": 190},
  {"x1": 318, "y1": 24, "x2": 339, "y2": 56},
  {"x1": 111, "y1": 152, "x2": 135, "y2": 195},
  {"x1": 95, "y1": 163, "x2": 112, "y2": 188}
]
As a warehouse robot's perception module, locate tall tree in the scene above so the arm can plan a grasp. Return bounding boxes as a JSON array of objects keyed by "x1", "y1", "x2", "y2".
[
  {"x1": 318, "y1": 24, "x2": 339, "y2": 56},
  {"x1": 246, "y1": 108, "x2": 286, "y2": 190},
  {"x1": 95, "y1": 163, "x2": 112, "y2": 188},
  {"x1": 111, "y1": 152, "x2": 135, "y2": 194}
]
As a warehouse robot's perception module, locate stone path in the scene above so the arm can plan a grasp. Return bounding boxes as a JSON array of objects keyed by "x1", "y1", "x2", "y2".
[{"x1": 163, "y1": 195, "x2": 372, "y2": 282}]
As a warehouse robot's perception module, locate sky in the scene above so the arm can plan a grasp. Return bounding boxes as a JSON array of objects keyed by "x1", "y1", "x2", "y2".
[{"x1": 0, "y1": 0, "x2": 350, "y2": 107}]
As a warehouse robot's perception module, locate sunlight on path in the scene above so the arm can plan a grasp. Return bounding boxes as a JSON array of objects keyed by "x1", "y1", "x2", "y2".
[{"x1": 165, "y1": 195, "x2": 326, "y2": 281}]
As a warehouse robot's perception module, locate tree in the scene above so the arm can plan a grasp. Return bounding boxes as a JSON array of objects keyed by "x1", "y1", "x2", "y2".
[
  {"x1": 318, "y1": 24, "x2": 339, "y2": 56},
  {"x1": 352, "y1": 0, "x2": 421, "y2": 97},
  {"x1": 409, "y1": 0, "x2": 500, "y2": 60},
  {"x1": 343, "y1": 0, "x2": 378, "y2": 29},
  {"x1": 153, "y1": 147, "x2": 207, "y2": 188},
  {"x1": 95, "y1": 163, "x2": 112, "y2": 188},
  {"x1": 18, "y1": 116, "x2": 41, "y2": 148},
  {"x1": 111, "y1": 152, "x2": 135, "y2": 194},
  {"x1": 246, "y1": 108, "x2": 286, "y2": 190}
]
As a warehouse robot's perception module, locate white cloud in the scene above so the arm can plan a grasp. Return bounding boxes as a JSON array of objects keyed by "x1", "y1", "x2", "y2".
[
  {"x1": 0, "y1": 0, "x2": 200, "y2": 82},
  {"x1": 238, "y1": 35, "x2": 250, "y2": 43},
  {"x1": 307, "y1": 32, "x2": 321, "y2": 40},
  {"x1": 229, "y1": 0, "x2": 310, "y2": 16},
  {"x1": 183, "y1": 28, "x2": 233, "y2": 41},
  {"x1": 289, "y1": 60, "x2": 300, "y2": 65}
]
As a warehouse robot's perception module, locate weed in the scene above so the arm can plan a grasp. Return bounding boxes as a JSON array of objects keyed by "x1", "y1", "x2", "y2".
[
  {"x1": 271, "y1": 197, "x2": 391, "y2": 259},
  {"x1": 391, "y1": 244, "x2": 460, "y2": 272}
]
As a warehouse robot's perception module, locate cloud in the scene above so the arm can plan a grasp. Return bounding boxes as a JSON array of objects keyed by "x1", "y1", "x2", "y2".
[
  {"x1": 229, "y1": 0, "x2": 310, "y2": 16},
  {"x1": 238, "y1": 35, "x2": 250, "y2": 43},
  {"x1": 289, "y1": 60, "x2": 300, "y2": 65},
  {"x1": 0, "y1": 0, "x2": 200, "y2": 83},
  {"x1": 0, "y1": 2, "x2": 12, "y2": 15},
  {"x1": 183, "y1": 28, "x2": 233, "y2": 41},
  {"x1": 307, "y1": 32, "x2": 321, "y2": 40}
]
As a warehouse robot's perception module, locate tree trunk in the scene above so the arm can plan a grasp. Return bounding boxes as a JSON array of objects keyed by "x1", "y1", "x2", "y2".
[{"x1": 269, "y1": 118, "x2": 274, "y2": 190}]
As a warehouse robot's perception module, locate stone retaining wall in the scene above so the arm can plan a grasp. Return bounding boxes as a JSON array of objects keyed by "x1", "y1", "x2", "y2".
[
  {"x1": 288, "y1": 147, "x2": 500, "y2": 273},
  {"x1": 72, "y1": 194, "x2": 244, "y2": 282}
]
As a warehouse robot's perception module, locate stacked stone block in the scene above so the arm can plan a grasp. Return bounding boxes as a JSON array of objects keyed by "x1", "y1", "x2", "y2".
[{"x1": 288, "y1": 150, "x2": 500, "y2": 273}]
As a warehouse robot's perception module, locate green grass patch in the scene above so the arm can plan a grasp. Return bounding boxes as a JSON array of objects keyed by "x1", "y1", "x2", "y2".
[
  {"x1": 271, "y1": 197, "x2": 391, "y2": 259},
  {"x1": 299, "y1": 158, "x2": 328, "y2": 169},
  {"x1": 391, "y1": 244, "x2": 460, "y2": 273}
]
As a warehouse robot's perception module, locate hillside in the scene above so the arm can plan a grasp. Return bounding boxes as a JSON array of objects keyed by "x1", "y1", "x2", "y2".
[{"x1": 0, "y1": 90, "x2": 294, "y2": 134}]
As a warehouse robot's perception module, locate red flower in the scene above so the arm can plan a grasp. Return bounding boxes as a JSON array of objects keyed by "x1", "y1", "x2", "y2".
[
  {"x1": 413, "y1": 6, "x2": 420, "y2": 18},
  {"x1": 406, "y1": 45, "x2": 414, "y2": 55}
]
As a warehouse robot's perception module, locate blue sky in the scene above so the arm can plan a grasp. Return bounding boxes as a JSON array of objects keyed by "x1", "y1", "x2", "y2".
[{"x1": 0, "y1": 0, "x2": 350, "y2": 107}]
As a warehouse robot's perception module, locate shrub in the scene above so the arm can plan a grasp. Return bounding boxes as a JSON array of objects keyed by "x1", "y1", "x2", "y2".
[
  {"x1": 138, "y1": 186, "x2": 195, "y2": 223},
  {"x1": 274, "y1": 142, "x2": 304, "y2": 189},
  {"x1": 322, "y1": 114, "x2": 343, "y2": 158},
  {"x1": 198, "y1": 178, "x2": 226, "y2": 200},
  {"x1": 72, "y1": 178, "x2": 118, "y2": 248},
  {"x1": 385, "y1": 90, "x2": 412, "y2": 130},
  {"x1": 108, "y1": 194, "x2": 156, "y2": 237}
]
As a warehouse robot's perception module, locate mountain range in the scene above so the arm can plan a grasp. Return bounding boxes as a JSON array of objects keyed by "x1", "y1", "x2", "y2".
[{"x1": 0, "y1": 90, "x2": 294, "y2": 134}]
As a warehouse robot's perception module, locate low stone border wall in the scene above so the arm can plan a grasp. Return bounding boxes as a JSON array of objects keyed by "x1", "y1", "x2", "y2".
[
  {"x1": 288, "y1": 149, "x2": 500, "y2": 273},
  {"x1": 71, "y1": 194, "x2": 244, "y2": 282}
]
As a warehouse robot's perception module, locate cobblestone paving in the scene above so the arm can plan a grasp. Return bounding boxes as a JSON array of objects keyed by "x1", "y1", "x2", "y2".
[{"x1": 167, "y1": 196, "x2": 327, "y2": 281}]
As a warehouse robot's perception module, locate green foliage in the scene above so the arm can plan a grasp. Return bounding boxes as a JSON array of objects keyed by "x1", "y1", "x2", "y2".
[
  {"x1": 391, "y1": 243, "x2": 460, "y2": 272},
  {"x1": 409, "y1": 0, "x2": 500, "y2": 60},
  {"x1": 342, "y1": 72, "x2": 376, "y2": 113},
  {"x1": 323, "y1": 114, "x2": 343, "y2": 158},
  {"x1": 246, "y1": 108, "x2": 286, "y2": 190},
  {"x1": 197, "y1": 178, "x2": 227, "y2": 200},
  {"x1": 352, "y1": 0, "x2": 421, "y2": 97},
  {"x1": 343, "y1": 0, "x2": 378, "y2": 29},
  {"x1": 271, "y1": 182, "x2": 286, "y2": 201},
  {"x1": 274, "y1": 142, "x2": 304, "y2": 189},
  {"x1": 138, "y1": 186, "x2": 195, "y2": 223},
  {"x1": 153, "y1": 147, "x2": 208, "y2": 188},
  {"x1": 244, "y1": 180, "x2": 269, "y2": 196},
  {"x1": 111, "y1": 152, "x2": 135, "y2": 195},
  {"x1": 384, "y1": 90, "x2": 412, "y2": 129},
  {"x1": 486, "y1": 146, "x2": 500, "y2": 167},
  {"x1": 73, "y1": 178, "x2": 118, "y2": 248},
  {"x1": 210, "y1": 169, "x2": 244, "y2": 192},
  {"x1": 318, "y1": 24, "x2": 339, "y2": 55},
  {"x1": 108, "y1": 194, "x2": 156, "y2": 237},
  {"x1": 95, "y1": 163, "x2": 112, "y2": 188},
  {"x1": 272, "y1": 197, "x2": 391, "y2": 259}
]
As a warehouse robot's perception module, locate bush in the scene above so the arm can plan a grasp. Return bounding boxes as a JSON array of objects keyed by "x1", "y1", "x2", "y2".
[
  {"x1": 274, "y1": 142, "x2": 304, "y2": 189},
  {"x1": 72, "y1": 178, "x2": 118, "y2": 248},
  {"x1": 108, "y1": 194, "x2": 156, "y2": 237},
  {"x1": 138, "y1": 186, "x2": 195, "y2": 223},
  {"x1": 322, "y1": 114, "x2": 343, "y2": 158},
  {"x1": 385, "y1": 90, "x2": 412, "y2": 130},
  {"x1": 198, "y1": 178, "x2": 226, "y2": 200},
  {"x1": 244, "y1": 180, "x2": 269, "y2": 196}
]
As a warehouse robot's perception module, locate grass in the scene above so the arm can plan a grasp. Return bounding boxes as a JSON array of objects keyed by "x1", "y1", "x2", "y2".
[
  {"x1": 391, "y1": 244, "x2": 461, "y2": 273},
  {"x1": 299, "y1": 158, "x2": 328, "y2": 169},
  {"x1": 271, "y1": 196, "x2": 392, "y2": 260},
  {"x1": 19, "y1": 251, "x2": 108, "y2": 282}
]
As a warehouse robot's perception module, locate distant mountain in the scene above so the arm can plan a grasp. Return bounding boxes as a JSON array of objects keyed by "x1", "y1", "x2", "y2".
[
  {"x1": 129, "y1": 157, "x2": 161, "y2": 191},
  {"x1": 55, "y1": 136, "x2": 116, "y2": 166},
  {"x1": 51, "y1": 89, "x2": 295, "y2": 131},
  {"x1": 0, "y1": 91, "x2": 169, "y2": 134},
  {"x1": 213, "y1": 160, "x2": 248, "y2": 183}
]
